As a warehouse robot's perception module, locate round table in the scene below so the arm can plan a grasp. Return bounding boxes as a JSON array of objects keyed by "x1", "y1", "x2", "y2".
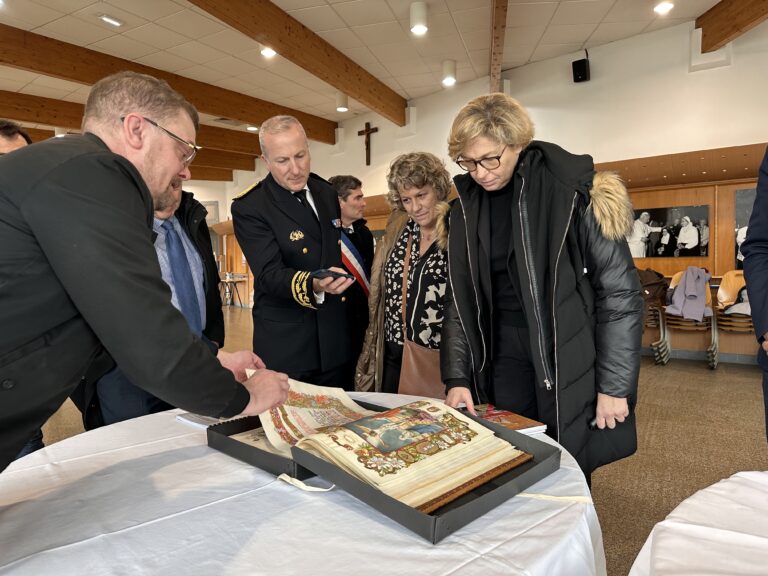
[
  {"x1": 629, "y1": 471, "x2": 768, "y2": 575},
  {"x1": 0, "y1": 392, "x2": 606, "y2": 575}
]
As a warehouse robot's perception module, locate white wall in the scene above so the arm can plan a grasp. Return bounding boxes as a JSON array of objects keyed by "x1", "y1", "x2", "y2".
[
  {"x1": 190, "y1": 18, "x2": 768, "y2": 207},
  {"x1": 503, "y1": 20, "x2": 768, "y2": 162}
]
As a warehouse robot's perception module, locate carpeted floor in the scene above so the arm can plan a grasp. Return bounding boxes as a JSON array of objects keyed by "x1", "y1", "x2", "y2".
[
  {"x1": 592, "y1": 357, "x2": 768, "y2": 576},
  {"x1": 40, "y1": 309, "x2": 768, "y2": 576}
]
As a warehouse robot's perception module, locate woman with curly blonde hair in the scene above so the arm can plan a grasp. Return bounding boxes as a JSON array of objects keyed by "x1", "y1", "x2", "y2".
[{"x1": 355, "y1": 152, "x2": 451, "y2": 395}]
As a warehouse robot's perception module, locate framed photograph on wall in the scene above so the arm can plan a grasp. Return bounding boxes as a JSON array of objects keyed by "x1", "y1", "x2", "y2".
[
  {"x1": 628, "y1": 205, "x2": 709, "y2": 258},
  {"x1": 201, "y1": 200, "x2": 220, "y2": 224}
]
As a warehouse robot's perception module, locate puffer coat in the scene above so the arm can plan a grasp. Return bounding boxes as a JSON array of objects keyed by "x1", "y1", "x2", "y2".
[{"x1": 441, "y1": 140, "x2": 643, "y2": 474}]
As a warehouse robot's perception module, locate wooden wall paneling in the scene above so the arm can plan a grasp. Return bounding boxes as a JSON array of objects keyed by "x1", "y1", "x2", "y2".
[{"x1": 627, "y1": 184, "x2": 717, "y2": 277}]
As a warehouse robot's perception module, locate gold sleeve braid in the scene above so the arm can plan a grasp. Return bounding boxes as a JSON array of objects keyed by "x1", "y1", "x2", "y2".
[{"x1": 291, "y1": 270, "x2": 316, "y2": 309}]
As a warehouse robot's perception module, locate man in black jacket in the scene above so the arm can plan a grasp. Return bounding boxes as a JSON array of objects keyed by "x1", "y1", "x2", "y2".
[
  {"x1": 93, "y1": 180, "x2": 266, "y2": 426},
  {"x1": 0, "y1": 71, "x2": 288, "y2": 472},
  {"x1": 232, "y1": 116, "x2": 355, "y2": 389},
  {"x1": 329, "y1": 175, "x2": 374, "y2": 387},
  {"x1": 741, "y1": 145, "x2": 768, "y2": 439}
]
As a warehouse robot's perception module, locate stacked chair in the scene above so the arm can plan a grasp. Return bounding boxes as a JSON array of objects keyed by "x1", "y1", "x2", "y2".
[
  {"x1": 657, "y1": 269, "x2": 718, "y2": 369},
  {"x1": 637, "y1": 268, "x2": 671, "y2": 365},
  {"x1": 711, "y1": 270, "x2": 754, "y2": 367}
]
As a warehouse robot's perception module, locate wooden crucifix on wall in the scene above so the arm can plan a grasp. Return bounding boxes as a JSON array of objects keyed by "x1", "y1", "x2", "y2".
[{"x1": 357, "y1": 122, "x2": 378, "y2": 166}]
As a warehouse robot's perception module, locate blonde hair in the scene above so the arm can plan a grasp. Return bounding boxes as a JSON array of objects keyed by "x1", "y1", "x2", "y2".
[
  {"x1": 447, "y1": 93, "x2": 534, "y2": 160},
  {"x1": 259, "y1": 115, "x2": 306, "y2": 157},
  {"x1": 386, "y1": 152, "x2": 451, "y2": 210},
  {"x1": 83, "y1": 71, "x2": 198, "y2": 133}
]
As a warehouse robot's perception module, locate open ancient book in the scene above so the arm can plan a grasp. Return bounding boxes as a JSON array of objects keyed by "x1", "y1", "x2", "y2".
[{"x1": 231, "y1": 380, "x2": 532, "y2": 513}]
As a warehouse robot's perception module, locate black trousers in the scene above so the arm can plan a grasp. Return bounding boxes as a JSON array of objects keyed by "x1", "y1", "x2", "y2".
[
  {"x1": 491, "y1": 325, "x2": 539, "y2": 421},
  {"x1": 382, "y1": 341, "x2": 404, "y2": 394}
]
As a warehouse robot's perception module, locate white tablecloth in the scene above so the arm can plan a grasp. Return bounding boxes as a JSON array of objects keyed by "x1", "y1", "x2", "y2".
[
  {"x1": 0, "y1": 392, "x2": 606, "y2": 575},
  {"x1": 629, "y1": 471, "x2": 768, "y2": 576}
]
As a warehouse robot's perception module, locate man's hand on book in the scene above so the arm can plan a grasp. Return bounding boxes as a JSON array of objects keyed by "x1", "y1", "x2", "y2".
[
  {"x1": 595, "y1": 393, "x2": 629, "y2": 429},
  {"x1": 218, "y1": 350, "x2": 267, "y2": 382},
  {"x1": 445, "y1": 387, "x2": 477, "y2": 416},
  {"x1": 241, "y1": 369, "x2": 290, "y2": 415}
]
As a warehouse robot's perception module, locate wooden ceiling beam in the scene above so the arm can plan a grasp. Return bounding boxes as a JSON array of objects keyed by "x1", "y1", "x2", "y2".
[
  {"x1": 695, "y1": 0, "x2": 768, "y2": 53},
  {"x1": 490, "y1": 0, "x2": 509, "y2": 93},
  {"x1": 24, "y1": 128, "x2": 55, "y2": 142},
  {"x1": 0, "y1": 90, "x2": 83, "y2": 128},
  {"x1": 197, "y1": 125, "x2": 260, "y2": 156},
  {"x1": 189, "y1": 166, "x2": 234, "y2": 182},
  {"x1": 0, "y1": 90, "x2": 258, "y2": 157},
  {"x1": 0, "y1": 23, "x2": 336, "y2": 144},
  {"x1": 192, "y1": 148, "x2": 256, "y2": 171},
  {"x1": 188, "y1": 0, "x2": 407, "y2": 126}
]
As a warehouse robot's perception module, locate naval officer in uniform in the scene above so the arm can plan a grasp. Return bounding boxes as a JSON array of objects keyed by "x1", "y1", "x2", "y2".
[{"x1": 232, "y1": 115, "x2": 356, "y2": 389}]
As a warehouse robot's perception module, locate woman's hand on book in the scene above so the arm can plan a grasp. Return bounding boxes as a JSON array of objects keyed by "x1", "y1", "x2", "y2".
[
  {"x1": 241, "y1": 369, "x2": 290, "y2": 415},
  {"x1": 445, "y1": 387, "x2": 476, "y2": 416}
]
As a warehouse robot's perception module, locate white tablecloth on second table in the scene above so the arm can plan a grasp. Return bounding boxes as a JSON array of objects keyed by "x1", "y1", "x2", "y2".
[
  {"x1": 629, "y1": 471, "x2": 768, "y2": 576},
  {"x1": 0, "y1": 392, "x2": 606, "y2": 576}
]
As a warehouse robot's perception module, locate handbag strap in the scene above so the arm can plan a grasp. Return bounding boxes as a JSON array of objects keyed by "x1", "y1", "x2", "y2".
[{"x1": 401, "y1": 231, "x2": 412, "y2": 337}]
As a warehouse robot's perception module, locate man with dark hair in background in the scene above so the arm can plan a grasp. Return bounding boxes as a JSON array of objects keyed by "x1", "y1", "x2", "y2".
[
  {"x1": 329, "y1": 175, "x2": 374, "y2": 387},
  {"x1": 0, "y1": 119, "x2": 32, "y2": 154},
  {"x1": 0, "y1": 71, "x2": 288, "y2": 472}
]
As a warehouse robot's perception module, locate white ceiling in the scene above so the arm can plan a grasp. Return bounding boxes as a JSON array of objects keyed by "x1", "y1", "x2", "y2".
[{"x1": 0, "y1": 0, "x2": 720, "y2": 133}]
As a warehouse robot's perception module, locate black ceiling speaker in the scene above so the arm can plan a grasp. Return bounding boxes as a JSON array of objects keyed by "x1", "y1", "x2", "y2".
[{"x1": 572, "y1": 58, "x2": 590, "y2": 83}]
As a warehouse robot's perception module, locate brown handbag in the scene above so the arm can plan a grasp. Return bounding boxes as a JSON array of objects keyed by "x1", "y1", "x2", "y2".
[{"x1": 397, "y1": 233, "x2": 445, "y2": 399}]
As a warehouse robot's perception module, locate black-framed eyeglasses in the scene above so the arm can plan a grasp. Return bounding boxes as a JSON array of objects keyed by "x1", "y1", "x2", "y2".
[
  {"x1": 456, "y1": 145, "x2": 507, "y2": 172},
  {"x1": 120, "y1": 115, "x2": 200, "y2": 165}
]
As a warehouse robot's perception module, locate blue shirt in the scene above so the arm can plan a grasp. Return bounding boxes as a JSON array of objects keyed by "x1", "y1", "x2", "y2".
[{"x1": 153, "y1": 214, "x2": 207, "y2": 330}]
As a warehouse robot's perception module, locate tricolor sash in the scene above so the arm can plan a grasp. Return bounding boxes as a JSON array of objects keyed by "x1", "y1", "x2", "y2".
[{"x1": 340, "y1": 230, "x2": 370, "y2": 296}]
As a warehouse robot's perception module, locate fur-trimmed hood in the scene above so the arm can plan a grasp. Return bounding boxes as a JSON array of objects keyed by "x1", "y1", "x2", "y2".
[
  {"x1": 522, "y1": 141, "x2": 633, "y2": 242},
  {"x1": 588, "y1": 171, "x2": 634, "y2": 242}
]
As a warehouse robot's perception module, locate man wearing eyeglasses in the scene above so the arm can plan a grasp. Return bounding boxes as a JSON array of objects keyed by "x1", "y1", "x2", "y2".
[{"x1": 0, "y1": 71, "x2": 289, "y2": 472}]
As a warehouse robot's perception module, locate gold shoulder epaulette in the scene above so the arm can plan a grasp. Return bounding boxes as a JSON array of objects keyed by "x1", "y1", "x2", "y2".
[
  {"x1": 292, "y1": 270, "x2": 317, "y2": 310},
  {"x1": 233, "y1": 182, "x2": 257, "y2": 201}
]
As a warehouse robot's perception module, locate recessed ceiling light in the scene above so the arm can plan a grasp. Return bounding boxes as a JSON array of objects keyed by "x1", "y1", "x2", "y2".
[
  {"x1": 260, "y1": 45, "x2": 276, "y2": 58},
  {"x1": 246, "y1": 125, "x2": 258, "y2": 132},
  {"x1": 654, "y1": 2, "x2": 674, "y2": 16},
  {"x1": 99, "y1": 14, "x2": 124, "y2": 27}
]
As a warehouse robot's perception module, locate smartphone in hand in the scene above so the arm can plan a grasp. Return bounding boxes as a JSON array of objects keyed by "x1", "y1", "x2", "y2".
[{"x1": 313, "y1": 268, "x2": 355, "y2": 280}]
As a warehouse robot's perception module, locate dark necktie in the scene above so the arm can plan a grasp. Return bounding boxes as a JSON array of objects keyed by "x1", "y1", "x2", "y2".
[
  {"x1": 294, "y1": 188, "x2": 318, "y2": 220},
  {"x1": 161, "y1": 220, "x2": 202, "y2": 336}
]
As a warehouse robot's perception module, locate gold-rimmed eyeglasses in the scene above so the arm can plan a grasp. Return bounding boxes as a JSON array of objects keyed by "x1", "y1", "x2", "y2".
[
  {"x1": 121, "y1": 115, "x2": 200, "y2": 166},
  {"x1": 456, "y1": 145, "x2": 507, "y2": 172}
]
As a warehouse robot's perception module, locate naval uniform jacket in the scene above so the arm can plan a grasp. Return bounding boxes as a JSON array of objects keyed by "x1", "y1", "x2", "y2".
[
  {"x1": 232, "y1": 172, "x2": 354, "y2": 375},
  {"x1": 441, "y1": 141, "x2": 643, "y2": 474},
  {"x1": 0, "y1": 134, "x2": 248, "y2": 471}
]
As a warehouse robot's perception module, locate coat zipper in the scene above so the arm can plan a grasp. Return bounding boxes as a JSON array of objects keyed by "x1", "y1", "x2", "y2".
[
  {"x1": 550, "y1": 192, "x2": 578, "y2": 442},
  {"x1": 518, "y1": 174, "x2": 555, "y2": 392},
  {"x1": 450, "y1": 194, "x2": 485, "y2": 401}
]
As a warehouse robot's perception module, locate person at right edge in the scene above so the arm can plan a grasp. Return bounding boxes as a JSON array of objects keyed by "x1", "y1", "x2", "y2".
[
  {"x1": 740, "y1": 145, "x2": 768, "y2": 441},
  {"x1": 441, "y1": 93, "x2": 643, "y2": 482}
]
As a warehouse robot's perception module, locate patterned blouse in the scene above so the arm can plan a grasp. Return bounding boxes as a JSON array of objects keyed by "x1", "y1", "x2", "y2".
[{"x1": 383, "y1": 219, "x2": 448, "y2": 349}]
